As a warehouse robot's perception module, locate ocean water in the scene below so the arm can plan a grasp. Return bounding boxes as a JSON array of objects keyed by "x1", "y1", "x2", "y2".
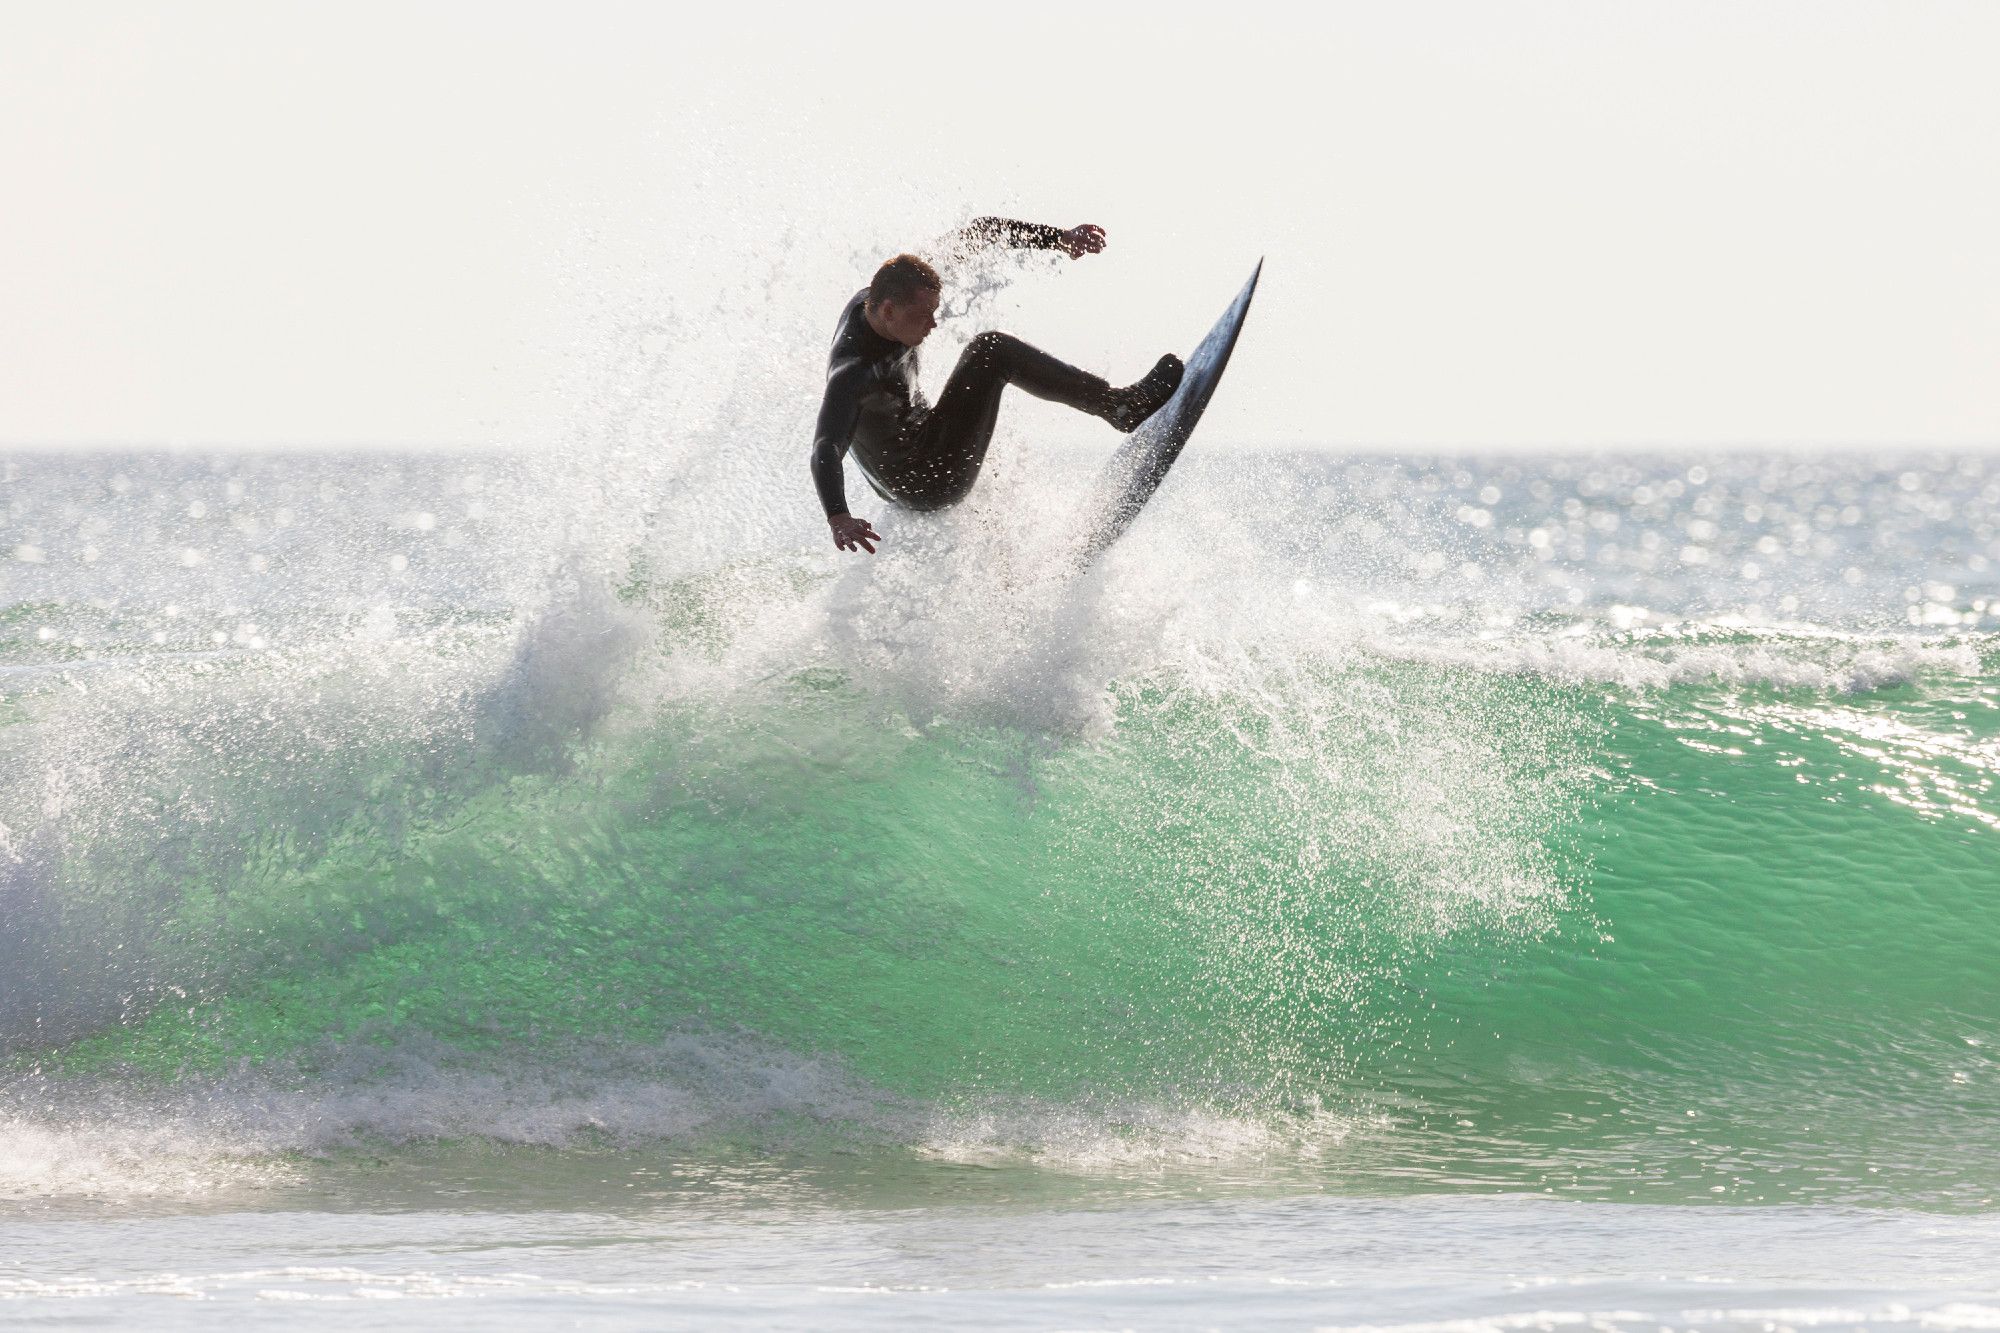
[{"x1": 2, "y1": 442, "x2": 1997, "y2": 1329}]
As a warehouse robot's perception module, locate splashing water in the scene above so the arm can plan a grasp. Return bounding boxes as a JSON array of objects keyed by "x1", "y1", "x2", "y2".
[{"x1": 4, "y1": 437, "x2": 1996, "y2": 1213}]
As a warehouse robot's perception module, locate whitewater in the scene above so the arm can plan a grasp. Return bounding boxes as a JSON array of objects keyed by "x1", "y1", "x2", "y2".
[{"x1": 2, "y1": 256, "x2": 1997, "y2": 1325}]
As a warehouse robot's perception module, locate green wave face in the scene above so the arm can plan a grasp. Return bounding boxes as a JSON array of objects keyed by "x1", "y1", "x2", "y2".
[
  {"x1": 1387, "y1": 676, "x2": 2000, "y2": 1205},
  {"x1": 10, "y1": 608, "x2": 1995, "y2": 1207},
  {"x1": 26, "y1": 649, "x2": 1576, "y2": 1090}
]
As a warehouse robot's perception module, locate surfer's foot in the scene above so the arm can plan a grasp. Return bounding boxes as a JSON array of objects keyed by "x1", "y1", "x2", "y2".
[{"x1": 1102, "y1": 354, "x2": 1185, "y2": 433}]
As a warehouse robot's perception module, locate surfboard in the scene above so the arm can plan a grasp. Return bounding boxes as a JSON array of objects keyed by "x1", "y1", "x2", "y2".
[{"x1": 1070, "y1": 259, "x2": 1262, "y2": 564}]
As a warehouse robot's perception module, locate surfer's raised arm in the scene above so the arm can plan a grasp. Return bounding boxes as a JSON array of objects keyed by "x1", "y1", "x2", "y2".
[{"x1": 926, "y1": 217, "x2": 1107, "y2": 271}]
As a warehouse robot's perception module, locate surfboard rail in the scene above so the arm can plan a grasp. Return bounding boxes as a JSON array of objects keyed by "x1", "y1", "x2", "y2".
[{"x1": 1071, "y1": 259, "x2": 1263, "y2": 565}]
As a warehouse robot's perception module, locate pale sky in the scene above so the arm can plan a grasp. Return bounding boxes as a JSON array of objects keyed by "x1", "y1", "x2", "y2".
[{"x1": 3, "y1": 1, "x2": 1996, "y2": 450}]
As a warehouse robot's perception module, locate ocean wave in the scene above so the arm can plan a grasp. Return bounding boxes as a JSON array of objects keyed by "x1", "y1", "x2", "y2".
[{"x1": 5, "y1": 449, "x2": 1998, "y2": 1210}]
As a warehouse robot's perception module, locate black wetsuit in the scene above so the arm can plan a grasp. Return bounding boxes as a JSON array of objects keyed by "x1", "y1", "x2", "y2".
[{"x1": 809, "y1": 219, "x2": 1114, "y2": 518}]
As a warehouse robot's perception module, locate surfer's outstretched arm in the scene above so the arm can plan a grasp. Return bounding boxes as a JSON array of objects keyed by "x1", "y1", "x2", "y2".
[
  {"x1": 809, "y1": 366, "x2": 860, "y2": 517},
  {"x1": 811, "y1": 359, "x2": 883, "y2": 553}
]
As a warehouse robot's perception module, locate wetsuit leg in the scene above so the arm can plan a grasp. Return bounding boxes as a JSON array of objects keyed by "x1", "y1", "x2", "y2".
[{"x1": 895, "y1": 332, "x2": 1110, "y2": 511}]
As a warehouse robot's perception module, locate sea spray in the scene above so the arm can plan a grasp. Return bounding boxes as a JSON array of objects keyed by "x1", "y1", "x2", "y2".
[{"x1": 3, "y1": 435, "x2": 1996, "y2": 1207}]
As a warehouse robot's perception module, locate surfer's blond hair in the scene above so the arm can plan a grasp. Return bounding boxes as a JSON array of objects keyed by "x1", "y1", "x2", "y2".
[{"x1": 866, "y1": 253, "x2": 941, "y2": 311}]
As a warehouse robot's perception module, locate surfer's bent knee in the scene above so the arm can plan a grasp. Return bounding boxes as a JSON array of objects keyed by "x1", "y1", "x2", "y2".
[{"x1": 963, "y1": 330, "x2": 1016, "y2": 364}]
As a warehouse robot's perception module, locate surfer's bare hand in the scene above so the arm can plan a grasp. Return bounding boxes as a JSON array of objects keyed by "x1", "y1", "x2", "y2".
[
  {"x1": 829, "y1": 514, "x2": 881, "y2": 554},
  {"x1": 1059, "y1": 224, "x2": 1106, "y2": 259}
]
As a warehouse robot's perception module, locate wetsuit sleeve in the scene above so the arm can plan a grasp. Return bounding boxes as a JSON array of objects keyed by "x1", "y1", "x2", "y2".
[
  {"x1": 810, "y1": 359, "x2": 868, "y2": 518},
  {"x1": 954, "y1": 216, "x2": 1067, "y2": 253}
]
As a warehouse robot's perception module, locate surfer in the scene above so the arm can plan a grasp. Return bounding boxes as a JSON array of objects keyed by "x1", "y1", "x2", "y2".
[{"x1": 811, "y1": 218, "x2": 1186, "y2": 554}]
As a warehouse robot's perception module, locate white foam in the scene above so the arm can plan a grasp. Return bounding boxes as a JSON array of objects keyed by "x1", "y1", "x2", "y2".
[
  {"x1": 1367, "y1": 628, "x2": 1985, "y2": 693},
  {"x1": 1315, "y1": 1303, "x2": 2000, "y2": 1333},
  {"x1": 0, "y1": 1030, "x2": 1384, "y2": 1200},
  {"x1": 0, "y1": 1032, "x2": 882, "y2": 1199},
  {"x1": 918, "y1": 1097, "x2": 1373, "y2": 1173},
  {"x1": 0, "y1": 1267, "x2": 715, "y2": 1303}
]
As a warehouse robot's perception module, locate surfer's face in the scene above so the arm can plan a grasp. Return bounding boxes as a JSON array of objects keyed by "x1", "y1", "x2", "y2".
[{"x1": 876, "y1": 289, "x2": 940, "y2": 347}]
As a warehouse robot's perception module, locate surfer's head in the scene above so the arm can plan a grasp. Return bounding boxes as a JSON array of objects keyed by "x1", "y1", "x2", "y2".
[{"x1": 865, "y1": 254, "x2": 941, "y2": 347}]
